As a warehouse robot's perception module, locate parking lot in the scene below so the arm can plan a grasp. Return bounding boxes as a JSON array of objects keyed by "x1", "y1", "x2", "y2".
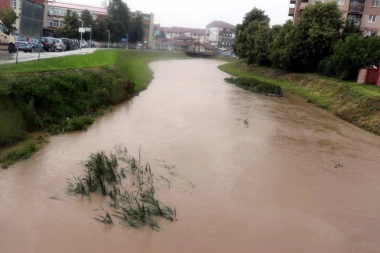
[{"x1": 0, "y1": 48, "x2": 97, "y2": 65}]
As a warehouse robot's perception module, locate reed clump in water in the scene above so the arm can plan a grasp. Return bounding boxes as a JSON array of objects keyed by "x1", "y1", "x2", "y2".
[
  {"x1": 67, "y1": 146, "x2": 176, "y2": 230},
  {"x1": 225, "y1": 77, "x2": 282, "y2": 96}
]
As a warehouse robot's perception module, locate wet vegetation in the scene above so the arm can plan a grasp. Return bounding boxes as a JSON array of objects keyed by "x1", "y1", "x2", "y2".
[
  {"x1": 219, "y1": 61, "x2": 380, "y2": 136},
  {"x1": 225, "y1": 77, "x2": 282, "y2": 96},
  {"x1": 0, "y1": 141, "x2": 38, "y2": 168},
  {"x1": 67, "y1": 146, "x2": 176, "y2": 230},
  {"x1": 0, "y1": 50, "x2": 187, "y2": 167}
]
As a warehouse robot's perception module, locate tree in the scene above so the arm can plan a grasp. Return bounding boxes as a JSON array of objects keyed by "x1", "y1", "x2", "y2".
[
  {"x1": 107, "y1": 0, "x2": 129, "y2": 41},
  {"x1": 0, "y1": 7, "x2": 17, "y2": 32},
  {"x1": 269, "y1": 21, "x2": 294, "y2": 68},
  {"x1": 81, "y1": 9, "x2": 93, "y2": 27},
  {"x1": 155, "y1": 30, "x2": 166, "y2": 39},
  {"x1": 341, "y1": 20, "x2": 362, "y2": 40},
  {"x1": 128, "y1": 15, "x2": 144, "y2": 43},
  {"x1": 55, "y1": 10, "x2": 80, "y2": 38},
  {"x1": 234, "y1": 8, "x2": 270, "y2": 61},
  {"x1": 282, "y1": 2, "x2": 343, "y2": 72}
]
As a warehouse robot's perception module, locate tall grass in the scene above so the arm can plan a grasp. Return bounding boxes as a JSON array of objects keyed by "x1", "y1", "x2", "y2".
[
  {"x1": 67, "y1": 146, "x2": 176, "y2": 230},
  {"x1": 0, "y1": 141, "x2": 38, "y2": 168}
]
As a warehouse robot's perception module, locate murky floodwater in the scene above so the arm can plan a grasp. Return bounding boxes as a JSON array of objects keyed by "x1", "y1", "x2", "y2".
[{"x1": 1, "y1": 59, "x2": 380, "y2": 253}]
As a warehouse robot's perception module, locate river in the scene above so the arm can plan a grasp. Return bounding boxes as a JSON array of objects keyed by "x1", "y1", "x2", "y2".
[{"x1": 1, "y1": 59, "x2": 380, "y2": 253}]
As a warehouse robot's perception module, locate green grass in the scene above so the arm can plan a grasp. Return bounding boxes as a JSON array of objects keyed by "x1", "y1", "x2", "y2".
[
  {"x1": 0, "y1": 141, "x2": 38, "y2": 168},
  {"x1": 0, "y1": 49, "x2": 188, "y2": 167},
  {"x1": 219, "y1": 60, "x2": 380, "y2": 135}
]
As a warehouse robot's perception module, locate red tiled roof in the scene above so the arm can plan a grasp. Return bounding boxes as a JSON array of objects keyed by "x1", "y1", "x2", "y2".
[{"x1": 206, "y1": 21, "x2": 236, "y2": 30}]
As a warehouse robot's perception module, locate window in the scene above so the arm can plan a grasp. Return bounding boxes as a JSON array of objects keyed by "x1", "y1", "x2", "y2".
[
  {"x1": 53, "y1": 20, "x2": 59, "y2": 27},
  {"x1": 337, "y1": 0, "x2": 344, "y2": 5},
  {"x1": 48, "y1": 7, "x2": 53, "y2": 15},
  {"x1": 364, "y1": 29, "x2": 373, "y2": 36},
  {"x1": 60, "y1": 21, "x2": 64, "y2": 27},
  {"x1": 47, "y1": 18, "x2": 53, "y2": 27},
  {"x1": 10, "y1": 0, "x2": 16, "y2": 9},
  {"x1": 369, "y1": 15, "x2": 376, "y2": 22},
  {"x1": 372, "y1": 0, "x2": 380, "y2": 7},
  {"x1": 0, "y1": 23, "x2": 5, "y2": 33}
]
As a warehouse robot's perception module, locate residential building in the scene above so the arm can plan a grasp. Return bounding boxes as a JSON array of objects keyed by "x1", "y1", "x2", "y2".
[
  {"x1": 130, "y1": 11, "x2": 154, "y2": 48},
  {"x1": 288, "y1": 0, "x2": 380, "y2": 34},
  {"x1": 45, "y1": 0, "x2": 107, "y2": 35},
  {"x1": 0, "y1": 0, "x2": 45, "y2": 31},
  {"x1": 162, "y1": 26, "x2": 206, "y2": 43},
  {"x1": 205, "y1": 20, "x2": 235, "y2": 50}
]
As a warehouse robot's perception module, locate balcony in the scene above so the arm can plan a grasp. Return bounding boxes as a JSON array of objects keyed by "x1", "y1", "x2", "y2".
[
  {"x1": 290, "y1": 0, "x2": 296, "y2": 4},
  {"x1": 289, "y1": 7, "x2": 295, "y2": 16},
  {"x1": 349, "y1": 1, "x2": 365, "y2": 13}
]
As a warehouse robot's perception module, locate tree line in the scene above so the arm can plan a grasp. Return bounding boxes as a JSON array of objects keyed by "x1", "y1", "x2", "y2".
[
  {"x1": 234, "y1": 2, "x2": 380, "y2": 80},
  {"x1": 55, "y1": 0, "x2": 143, "y2": 43}
]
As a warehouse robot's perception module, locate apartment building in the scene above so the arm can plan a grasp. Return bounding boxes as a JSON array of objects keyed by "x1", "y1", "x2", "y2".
[
  {"x1": 289, "y1": 0, "x2": 380, "y2": 34},
  {"x1": 0, "y1": 0, "x2": 45, "y2": 30},
  {"x1": 205, "y1": 20, "x2": 235, "y2": 50},
  {"x1": 130, "y1": 11, "x2": 154, "y2": 48},
  {"x1": 162, "y1": 26, "x2": 206, "y2": 43}
]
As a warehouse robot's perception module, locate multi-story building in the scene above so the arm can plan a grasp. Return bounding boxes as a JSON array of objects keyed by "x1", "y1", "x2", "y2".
[
  {"x1": 45, "y1": 0, "x2": 107, "y2": 33},
  {"x1": 130, "y1": 11, "x2": 154, "y2": 48},
  {"x1": 289, "y1": 0, "x2": 380, "y2": 35},
  {"x1": 162, "y1": 26, "x2": 206, "y2": 43},
  {"x1": 0, "y1": 0, "x2": 45, "y2": 31},
  {"x1": 205, "y1": 20, "x2": 235, "y2": 50}
]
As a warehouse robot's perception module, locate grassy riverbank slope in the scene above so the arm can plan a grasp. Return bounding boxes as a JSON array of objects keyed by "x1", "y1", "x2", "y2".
[
  {"x1": 0, "y1": 50, "x2": 186, "y2": 167},
  {"x1": 219, "y1": 60, "x2": 380, "y2": 136}
]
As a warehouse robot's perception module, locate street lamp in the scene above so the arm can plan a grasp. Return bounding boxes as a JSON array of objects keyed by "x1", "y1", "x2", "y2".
[
  {"x1": 89, "y1": 25, "x2": 92, "y2": 48},
  {"x1": 79, "y1": 19, "x2": 84, "y2": 51},
  {"x1": 107, "y1": 29, "x2": 110, "y2": 48},
  {"x1": 126, "y1": 33, "x2": 128, "y2": 49}
]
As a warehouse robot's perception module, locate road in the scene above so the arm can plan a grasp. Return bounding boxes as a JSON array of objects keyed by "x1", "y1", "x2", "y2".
[{"x1": 0, "y1": 48, "x2": 97, "y2": 65}]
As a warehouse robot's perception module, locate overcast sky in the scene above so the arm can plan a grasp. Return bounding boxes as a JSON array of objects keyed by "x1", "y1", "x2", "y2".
[{"x1": 64, "y1": 0, "x2": 291, "y2": 28}]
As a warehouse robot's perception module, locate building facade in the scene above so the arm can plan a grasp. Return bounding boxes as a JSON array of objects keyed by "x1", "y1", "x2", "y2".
[
  {"x1": 205, "y1": 20, "x2": 235, "y2": 50},
  {"x1": 130, "y1": 11, "x2": 154, "y2": 48},
  {"x1": 289, "y1": 0, "x2": 380, "y2": 35},
  {"x1": 162, "y1": 26, "x2": 206, "y2": 43}
]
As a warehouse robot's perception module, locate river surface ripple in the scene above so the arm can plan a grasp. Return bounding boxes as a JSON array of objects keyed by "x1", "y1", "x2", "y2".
[{"x1": 1, "y1": 59, "x2": 380, "y2": 253}]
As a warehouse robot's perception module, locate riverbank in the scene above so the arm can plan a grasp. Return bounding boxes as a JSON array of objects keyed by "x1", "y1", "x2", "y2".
[
  {"x1": 0, "y1": 50, "x2": 187, "y2": 167},
  {"x1": 219, "y1": 60, "x2": 380, "y2": 136}
]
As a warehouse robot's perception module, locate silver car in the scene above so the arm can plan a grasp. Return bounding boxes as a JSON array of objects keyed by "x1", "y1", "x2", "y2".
[{"x1": 52, "y1": 38, "x2": 66, "y2": 52}]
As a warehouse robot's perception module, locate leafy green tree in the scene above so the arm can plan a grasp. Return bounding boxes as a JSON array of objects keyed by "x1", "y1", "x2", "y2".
[
  {"x1": 155, "y1": 30, "x2": 166, "y2": 39},
  {"x1": 319, "y1": 34, "x2": 380, "y2": 80},
  {"x1": 91, "y1": 18, "x2": 109, "y2": 42},
  {"x1": 269, "y1": 20, "x2": 294, "y2": 68},
  {"x1": 55, "y1": 10, "x2": 80, "y2": 38},
  {"x1": 341, "y1": 20, "x2": 362, "y2": 39},
  {"x1": 81, "y1": 9, "x2": 93, "y2": 27},
  {"x1": 107, "y1": 0, "x2": 129, "y2": 41},
  {"x1": 234, "y1": 8, "x2": 270, "y2": 61},
  {"x1": 128, "y1": 15, "x2": 144, "y2": 43},
  {"x1": 0, "y1": 7, "x2": 17, "y2": 32},
  {"x1": 283, "y1": 2, "x2": 343, "y2": 72}
]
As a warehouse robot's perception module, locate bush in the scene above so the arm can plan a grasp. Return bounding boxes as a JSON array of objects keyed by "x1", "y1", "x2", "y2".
[
  {"x1": 225, "y1": 77, "x2": 282, "y2": 96},
  {"x1": 1, "y1": 141, "x2": 38, "y2": 168}
]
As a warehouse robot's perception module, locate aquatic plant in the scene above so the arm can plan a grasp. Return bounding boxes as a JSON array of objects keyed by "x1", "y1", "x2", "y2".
[
  {"x1": 67, "y1": 146, "x2": 176, "y2": 230},
  {"x1": 225, "y1": 77, "x2": 282, "y2": 96}
]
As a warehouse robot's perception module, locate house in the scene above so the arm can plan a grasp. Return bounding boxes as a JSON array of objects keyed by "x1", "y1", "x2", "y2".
[
  {"x1": 205, "y1": 20, "x2": 236, "y2": 50},
  {"x1": 162, "y1": 26, "x2": 206, "y2": 42},
  {"x1": 186, "y1": 41, "x2": 215, "y2": 57}
]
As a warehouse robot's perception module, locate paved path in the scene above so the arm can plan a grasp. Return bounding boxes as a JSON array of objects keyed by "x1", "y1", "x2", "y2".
[{"x1": 0, "y1": 48, "x2": 98, "y2": 65}]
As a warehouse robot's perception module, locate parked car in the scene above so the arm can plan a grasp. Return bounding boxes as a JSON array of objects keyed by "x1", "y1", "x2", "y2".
[
  {"x1": 61, "y1": 38, "x2": 72, "y2": 51},
  {"x1": 0, "y1": 19, "x2": 16, "y2": 53},
  {"x1": 80, "y1": 40, "x2": 88, "y2": 48},
  {"x1": 41, "y1": 37, "x2": 56, "y2": 52},
  {"x1": 15, "y1": 36, "x2": 43, "y2": 52},
  {"x1": 71, "y1": 39, "x2": 79, "y2": 50},
  {"x1": 52, "y1": 38, "x2": 66, "y2": 51}
]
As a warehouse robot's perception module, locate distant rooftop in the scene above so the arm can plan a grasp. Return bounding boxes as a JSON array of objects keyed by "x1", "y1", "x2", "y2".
[
  {"x1": 206, "y1": 21, "x2": 235, "y2": 30},
  {"x1": 162, "y1": 26, "x2": 205, "y2": 35}
]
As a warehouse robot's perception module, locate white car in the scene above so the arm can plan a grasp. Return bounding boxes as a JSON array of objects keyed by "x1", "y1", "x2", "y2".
[
  {"x1": 52, "y1": 38, "x2": 66, "y2": 52},
  {"x1": 0, "y1": 20, "x2": 16, "y2": 53}
]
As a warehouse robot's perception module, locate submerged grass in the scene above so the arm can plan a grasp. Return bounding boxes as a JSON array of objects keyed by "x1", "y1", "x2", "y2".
[
  {"x1": 0, "y1": 141, "x2": 38, "y2": 168},
  {"x1": 225, "y1": 77, "x2": 282, "y2": 96},
  {"x1": 67, "y1": 146, "x2": 176, "y2": 230}
]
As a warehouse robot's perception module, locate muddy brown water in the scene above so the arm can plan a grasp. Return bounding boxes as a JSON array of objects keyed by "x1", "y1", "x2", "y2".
[{"x1": 1, "y1": 59, "x2": 380, "y2": 253}]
